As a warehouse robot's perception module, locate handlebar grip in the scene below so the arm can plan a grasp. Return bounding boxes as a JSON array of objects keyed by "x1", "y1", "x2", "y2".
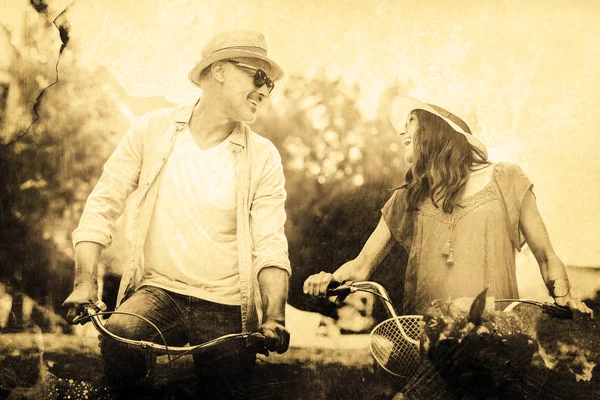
[
  {"x1": 325, "y1": 280, "x2": 343, "y2": 295},
  {"x1": 542, "y1": 303, "x2": 573, "y2": 319},
  {"x1": 325, "y1": 280, "x2": 353, "y2": 301},
  {"x1": 247, "y1": 332, "x2": 268, "y2": 355},
  {"x1": 325, "y1": 279, "x2": 340, "y2": 292}
]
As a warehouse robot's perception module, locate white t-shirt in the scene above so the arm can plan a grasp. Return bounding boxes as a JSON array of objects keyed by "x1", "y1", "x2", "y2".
[{"x1": 140, "y1": 127, "x2": 240, "y2": 305}]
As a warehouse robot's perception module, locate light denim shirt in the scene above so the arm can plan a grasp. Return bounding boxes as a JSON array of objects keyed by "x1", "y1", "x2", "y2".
[{"x1": 73, "y1": 100, "x2": 291, "y2": 333}]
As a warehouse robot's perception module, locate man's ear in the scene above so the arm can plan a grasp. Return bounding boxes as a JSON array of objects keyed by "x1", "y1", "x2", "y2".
[{"x1": 211, "y1": 61, "x2": 227, "y2": 83}]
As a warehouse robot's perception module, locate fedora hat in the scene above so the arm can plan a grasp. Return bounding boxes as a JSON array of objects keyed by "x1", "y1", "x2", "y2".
[
  {"x1": 390, "y1": 96, "x2": 488, "y2": 157},
  {"x1": 188, "y1": 30, "x2": 283, "y2": 88}
]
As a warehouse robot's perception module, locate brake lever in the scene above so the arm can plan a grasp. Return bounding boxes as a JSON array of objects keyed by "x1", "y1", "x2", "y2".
[{"x1": 72, "y1": 300, "x2": 108, "y2": 325}]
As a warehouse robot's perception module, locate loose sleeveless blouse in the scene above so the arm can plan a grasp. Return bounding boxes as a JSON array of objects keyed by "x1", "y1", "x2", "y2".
[{"x1": 382, "y1": 163, "x2": 533, "y2": 314}]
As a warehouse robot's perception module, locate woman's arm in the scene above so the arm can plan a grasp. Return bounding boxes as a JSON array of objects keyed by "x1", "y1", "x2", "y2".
[
  {"x1": 519, "y1": 190, "x2": 593, "y2": 315},
  {"x1": 303, "y1": 216, "x2": 396, "y2": 297}
]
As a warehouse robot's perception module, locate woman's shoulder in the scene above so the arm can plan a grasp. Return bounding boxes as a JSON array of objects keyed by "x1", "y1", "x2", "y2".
[
  {"x1": 387, "y1": 186, "x2": 409, "y2": 204},
  {"x1": 383, "y1": 186, "x2": 408, "y2": 211},
  {"x1": 493, "y1": 162, "x2": 534, "y2": 200},
  {"x1": 493, "y1": 162, "x2": 528, "y2": 180}
]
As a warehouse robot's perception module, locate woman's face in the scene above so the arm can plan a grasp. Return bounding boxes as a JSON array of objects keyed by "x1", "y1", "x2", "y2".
[{"x1": 401, "y1": 112, "x2": 419, "y2": 164}]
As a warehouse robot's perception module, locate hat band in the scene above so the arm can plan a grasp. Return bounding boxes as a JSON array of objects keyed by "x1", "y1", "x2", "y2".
[
  {"x1": 427, "y1": 103, "x2": 472, "y2": 134},
  {"x1": 203, "y1": 46, "x2": 268, "y2": 58}
]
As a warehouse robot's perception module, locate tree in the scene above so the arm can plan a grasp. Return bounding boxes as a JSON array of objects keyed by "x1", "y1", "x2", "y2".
[
  {"x1": 0, "y1": 10, "x2": 126, "y2": 314},
  {"x1": 252, "y1": 74, "x2": 410, "y2": 317}
]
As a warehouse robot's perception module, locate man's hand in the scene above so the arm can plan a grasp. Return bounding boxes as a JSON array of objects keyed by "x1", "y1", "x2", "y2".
[
  {"x1": 62, "y1": 281, "x2": 99, "y2": 324},
  {"x1": 257, "y1": 267, "x2": 290, "y2": 354},
  {"x1": 63, "y1": 242, "x2": 103, "y2": 324},
  {"x1": 258, "y1": 319, "x2": 290, "y2": 354}
]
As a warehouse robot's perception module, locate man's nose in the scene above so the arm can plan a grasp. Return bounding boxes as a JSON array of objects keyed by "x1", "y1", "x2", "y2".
[{"x1": 256, "y1": 85, "x2": 270, "y2": 98}]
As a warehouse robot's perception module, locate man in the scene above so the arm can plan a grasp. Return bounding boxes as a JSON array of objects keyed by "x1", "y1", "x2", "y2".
[{"x1": 63, "y1": 30, "x2": 291, "y2": 395}]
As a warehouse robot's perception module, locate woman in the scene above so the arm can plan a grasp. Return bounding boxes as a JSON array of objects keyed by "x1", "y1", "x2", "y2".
[{"x1": 303, "y1": 96, "x2": 592, "y2": 316}]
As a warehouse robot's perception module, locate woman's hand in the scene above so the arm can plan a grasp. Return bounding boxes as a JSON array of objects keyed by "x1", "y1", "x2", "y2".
[
  {"x1": 303, "y1": 271, "x2": 337, "y2": 297},
  {"x1": 519, "y1": 192, "x2": 594, "y2": 319},
  {"x1": 303, "y1": 217, "x2": 395, "y2": 299},
  {"x1": 556, "y1": 296, "x2": 594, "y2": 318}
]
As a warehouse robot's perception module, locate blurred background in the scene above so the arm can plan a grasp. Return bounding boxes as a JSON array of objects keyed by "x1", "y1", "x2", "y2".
[{"x1": 1, "y1": 0, "x2": 599, "y2": 336}]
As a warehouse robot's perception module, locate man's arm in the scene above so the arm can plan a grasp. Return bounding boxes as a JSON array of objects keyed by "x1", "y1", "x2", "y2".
[
  {"x1": 63, "y1": 115, "x2": 146, "y2": 321},
  {"x1": 257, "y1": 267, "x2": 289, "y2": 353},
  {"x1": 63, "y1": 242, "x2": 103, "y2": 323},
  {"x1": 250, "y1": 146, "x2": 290, "y2": 275},
  {"x1": 250, "y1": 145, "x2": 291, "y2": 352},
  {"x1": 72, "y1": 116, "x2": 145, "y2": 248}
]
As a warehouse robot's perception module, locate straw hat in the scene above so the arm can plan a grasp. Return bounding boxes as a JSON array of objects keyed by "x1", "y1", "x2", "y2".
[
  {"x1": 390, "y1": 96, "x2": 488, "y2": 157},
  {"x1": 188, "y1": 30, "x2": 283, "y2": 87}
]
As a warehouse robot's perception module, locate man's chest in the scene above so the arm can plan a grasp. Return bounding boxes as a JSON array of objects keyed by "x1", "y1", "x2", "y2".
[{"x1": 157, "y1": 130, "x2": 237, "y2": 211}]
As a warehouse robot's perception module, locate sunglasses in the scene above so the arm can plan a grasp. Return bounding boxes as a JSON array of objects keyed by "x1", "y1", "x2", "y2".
[{"x1": 227, "y1": 60, "x2": 275, "y2": 93}]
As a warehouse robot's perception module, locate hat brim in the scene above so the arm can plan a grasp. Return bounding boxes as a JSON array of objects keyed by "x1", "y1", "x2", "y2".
[
  {"x1": 390, "y1": 96, "x2": 488, "y2": 157},
  {"x1": 188, "y1": 50, "x2": 284, "y2": 88}
]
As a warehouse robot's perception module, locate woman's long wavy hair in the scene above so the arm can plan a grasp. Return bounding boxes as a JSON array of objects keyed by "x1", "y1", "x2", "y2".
[{"x1": 402, "y1": 109, "x2": 490, "y2": 213}]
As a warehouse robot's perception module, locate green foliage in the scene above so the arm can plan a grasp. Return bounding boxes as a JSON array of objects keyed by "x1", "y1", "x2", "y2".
[
  {"x1": 253, "y1": 74, "x2": 410, "y2": 312},
  {"x1": 1, "y1": 13, "x2": 126, "y2": 306},
  {"x1": 4, "y1": 17, "x2": 412, "y2": 315},
  {"x1": 420, "y1": 299, "x2": 600, "y2": 399}
]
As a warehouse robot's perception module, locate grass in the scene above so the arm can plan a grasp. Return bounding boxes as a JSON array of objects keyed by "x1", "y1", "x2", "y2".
[
  {"x1": 0, "y1": 332, "x2": 397, "y2": 399},
  {"x1": 2, "y1": 302, "x2": 599, "y2": 400}
]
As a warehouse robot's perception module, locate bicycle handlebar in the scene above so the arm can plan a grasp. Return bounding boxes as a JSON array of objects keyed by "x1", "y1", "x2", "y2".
[
  {"x1": 73, "y1": 302, "x2": 267, "y2": 357},
  {"x1": 326, "y1": 280, "x2": 401, "y2": 319},
  {"x1": 495, "y1": 299, "x2": 573, "y2": 319},
  {"x1": 326, "y1": 280, "x2": 573, "y2": 320}
]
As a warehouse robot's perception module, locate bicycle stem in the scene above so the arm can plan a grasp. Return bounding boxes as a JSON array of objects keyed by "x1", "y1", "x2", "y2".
[
  {"x1": 349, "y1": 281, "x2": 400, "y2": 319},
  {"x1": 348, "y1": 282, "x2": 421, "y2": 347}
]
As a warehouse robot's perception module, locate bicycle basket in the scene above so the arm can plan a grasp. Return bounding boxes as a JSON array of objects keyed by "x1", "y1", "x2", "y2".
[{"x1": 370, "y1": 315, "x2": 423, "y2": 378}]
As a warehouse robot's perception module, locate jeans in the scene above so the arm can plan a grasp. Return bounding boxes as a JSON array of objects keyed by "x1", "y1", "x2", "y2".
[{"x1": 100, "y1": 286, "x2": 256, "y2": 397}]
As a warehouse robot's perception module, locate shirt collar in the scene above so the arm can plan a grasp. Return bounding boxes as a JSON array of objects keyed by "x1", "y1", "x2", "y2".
[{"x1": 174, "y1": 97, "x2": 247, "y2": 148}]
